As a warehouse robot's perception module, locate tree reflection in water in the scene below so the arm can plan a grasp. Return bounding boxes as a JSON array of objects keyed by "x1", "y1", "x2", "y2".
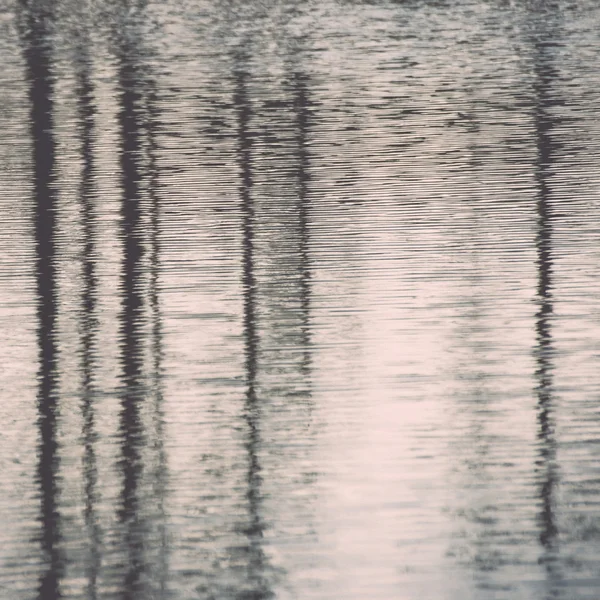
[
  {"x1": 18, "y1": 0, "x2": 63, "y2": 597},
  {"x1": 529, "y1": 1, "x2": 562, "y2": 591},
  {"x1": 115, "y1": 3, "x2": 167, "y2": 597}
]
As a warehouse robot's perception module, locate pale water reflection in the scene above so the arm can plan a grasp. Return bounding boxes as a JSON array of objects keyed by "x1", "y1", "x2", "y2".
[{"x1": 2, "y1": 0, "x2": 600, "y2": 598}]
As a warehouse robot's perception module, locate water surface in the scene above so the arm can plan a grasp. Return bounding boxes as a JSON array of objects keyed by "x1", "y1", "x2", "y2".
[{"x1": 2, "y1": 0, "x2": 600, "y2": 598}]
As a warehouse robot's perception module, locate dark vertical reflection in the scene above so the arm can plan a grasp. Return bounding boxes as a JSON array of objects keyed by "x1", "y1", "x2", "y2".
[
  {"x1": 230, "y1": 37, "x2": 316, "y2": 595},
  {"x1": 528, "y1": 2, "x2": 562, "y2": 592},
  {"x1": 233, "y1": 49, "x2": 273, "y2": 600},
  {"x1": 18, "y1": 1, "x2": 62, "y2": 598},
  {"x1": 116, "y1": 10, "x2": 151, "y2": 598},
  {"x1": 113, "y1": 3, "x2": 167, "y2": 597},
  {"x1": 75, "y1": 44, "x2": 101, "y2": 600}
]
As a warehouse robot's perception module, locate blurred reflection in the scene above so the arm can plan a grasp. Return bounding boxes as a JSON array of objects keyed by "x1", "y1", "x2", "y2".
[
  {"x1": 234, "y1": 48, "x2": 273, "y2": 600},
  {"x1": 18, "y1": 1, "x2": 63, "y2": 598},
  {"x1": 232, "y1": 42, "x2": 315, "y2": 597},
  {"x1": 253, "y1": 66, "x2": 315, "y2": 400},
  {"x1": 447, "y1": 273, "x2": 507, "y2": 585},
  {"x1": 290, "y1": 69, "x2": 313, "y2": 375},
  {"x1": 147, "y1": 74, "x2": 169, "y2": 600},
  {"x1": 75, "y1": 41, "x2": 101, "y2": 600}
]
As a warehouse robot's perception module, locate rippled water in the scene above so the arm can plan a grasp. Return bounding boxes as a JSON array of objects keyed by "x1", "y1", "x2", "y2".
[{"x1": 2, "y1": 0, "x2": 600, "y2": 598}]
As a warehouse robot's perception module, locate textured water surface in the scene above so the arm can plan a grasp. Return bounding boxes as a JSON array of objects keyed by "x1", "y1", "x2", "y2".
[{"x1": 2, "y1": 0, "x2": 600, "y2": 598}]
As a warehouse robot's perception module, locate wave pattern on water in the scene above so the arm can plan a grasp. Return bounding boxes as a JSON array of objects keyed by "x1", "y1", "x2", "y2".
[{"x1": 2, "y1": 1, "x2": 600, "y2": 599}]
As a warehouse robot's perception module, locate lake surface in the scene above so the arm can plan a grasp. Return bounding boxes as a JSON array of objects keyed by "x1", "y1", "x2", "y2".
[{"x1": 2, "y1": 0, "x2": 600, "y2": 598}]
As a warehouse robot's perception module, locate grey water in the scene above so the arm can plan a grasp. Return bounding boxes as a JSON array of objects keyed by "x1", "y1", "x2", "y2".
[{"x1": 2, "y1": 0, "x2": 600, "y2": 598}]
